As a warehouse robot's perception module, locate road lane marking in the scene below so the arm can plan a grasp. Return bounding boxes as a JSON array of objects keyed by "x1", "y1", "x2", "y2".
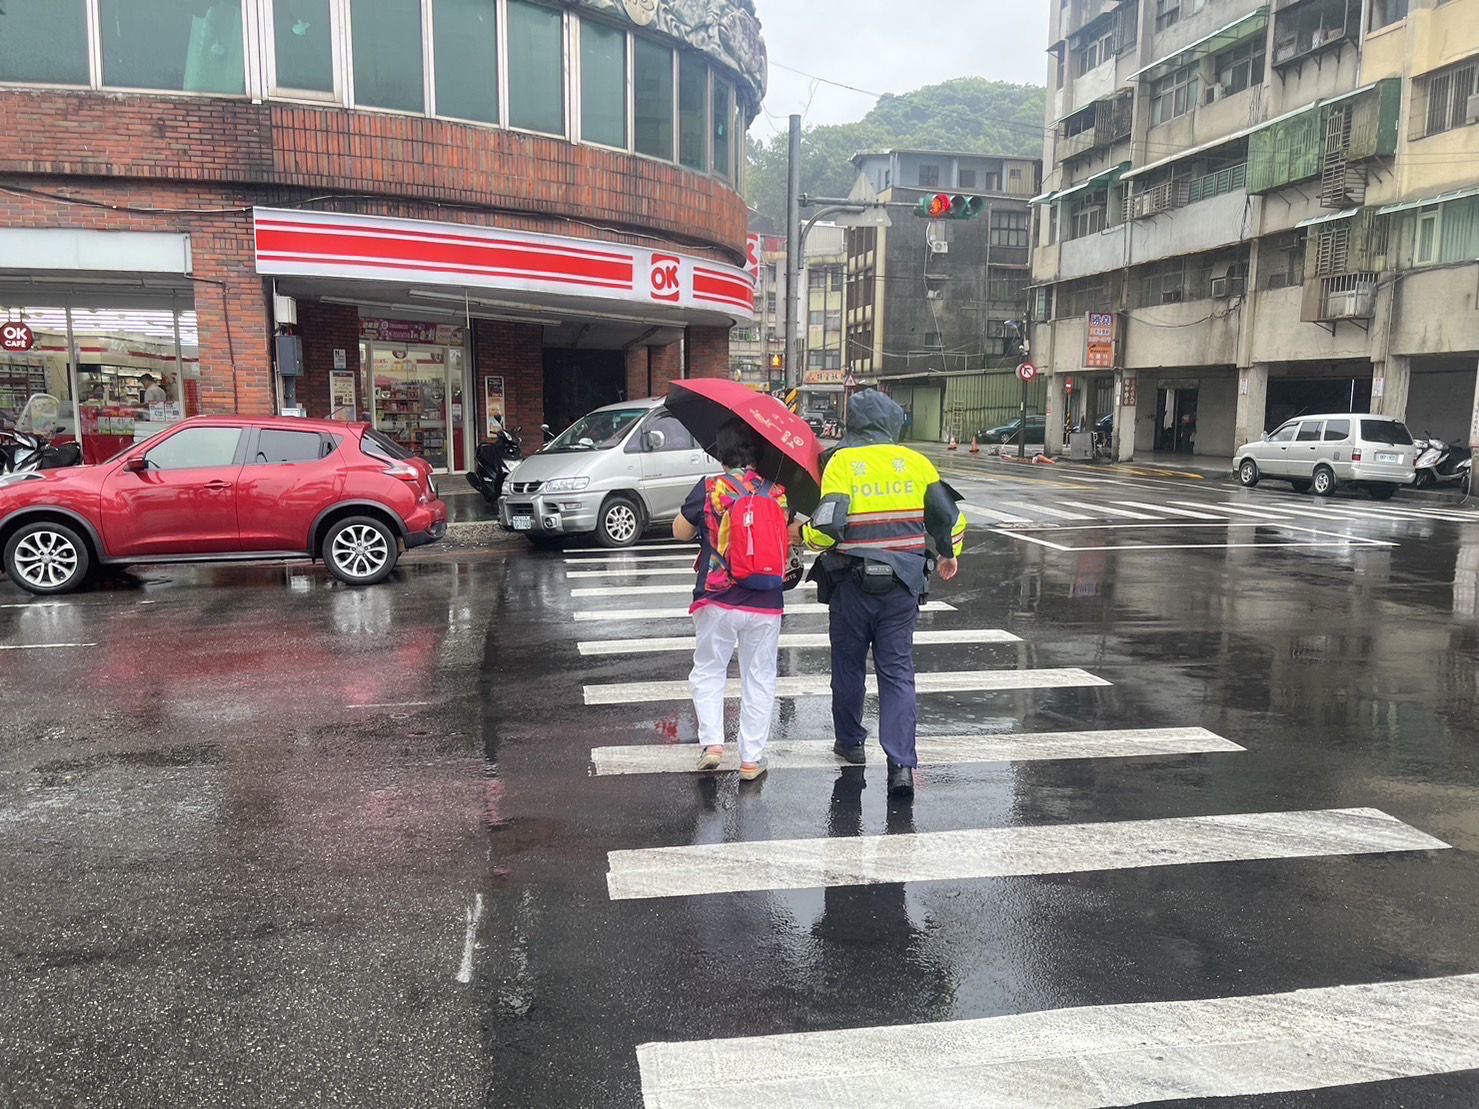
[
  {"x1": 572, "y1": 582, "x2": 817, "y2": 598},
  {"x1": 568, "y1": 559, "x2": 818, "y2": 579},
  {"x1": 1058, "y1": 500, "x2": 1163, "y2": 519},
  {"x1": 562, "y1": 542, "x2": 690, "y2": 554},
  {"x1": 637, "y1": 972, "x2": 1479, "y2": 1107},
  {"x1": 574, "y1": 601, "x2": 958, "y2": 622},
  {"x1": 607, "y1": 807, "x2": 1449, "y2": 900},
  {"x1": 577, "y1": 628, "x2": 1021, "y2": 655},
  {"x1": 591, "y1": 726, "x2": 1241, "y2": 775},
  {"x1": 454, "y1": 893, "x2": 484, "y2": 985},
  {"x1": 1114, "y1": 501, "x2": 1223, "y2": 520},
  {"x1": 998, "y1": 502, "x2": 1095, "y2": 521},
  {"x1": 959, "y1": 503, "x2": 1035, "y2": 525},
  {"x1": 0, "y1": 643, "x2": 97, "y2": 651},
  {"x1": 564, "y1": 554, "x2": 700, "y2": 565},
  {"x1": 346, "y1": 701, "x2": 438, "y2": 710},
  {"x1": 584, "y1": 667, "x2": 1109, "y2": 706}
]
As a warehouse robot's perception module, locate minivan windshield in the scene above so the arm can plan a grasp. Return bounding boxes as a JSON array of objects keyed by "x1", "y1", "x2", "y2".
[
  {"x1": 1360, "y1": 419, "x2": 1414, "y2": 446},
  {"x1": 544, "y1": 407, "x2": 648, "y2": 452}
]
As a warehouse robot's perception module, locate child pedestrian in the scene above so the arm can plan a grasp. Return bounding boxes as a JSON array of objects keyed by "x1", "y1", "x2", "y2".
[{"x1": 672, "y1": 419, "x2": 792, "y2": 781}]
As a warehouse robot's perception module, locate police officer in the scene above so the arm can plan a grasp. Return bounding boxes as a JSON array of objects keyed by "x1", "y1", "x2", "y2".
[{"x1": 796, "y1": 390, "x2": 966, "y2": 798}]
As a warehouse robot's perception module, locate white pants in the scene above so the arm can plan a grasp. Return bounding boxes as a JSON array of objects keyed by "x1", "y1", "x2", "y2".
[{"x1": 689, "y1": 605, "x2": 782, "y2": 764}]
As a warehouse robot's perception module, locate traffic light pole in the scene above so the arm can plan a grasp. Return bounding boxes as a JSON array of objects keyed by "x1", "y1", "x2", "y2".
[{"x1": 784, "y1": 115, "x2": 803, "y2": 393}]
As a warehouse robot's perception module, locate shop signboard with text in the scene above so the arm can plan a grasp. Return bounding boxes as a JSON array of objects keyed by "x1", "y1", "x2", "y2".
[
  {"x1": 805, "y1": 369, "x2": 845, "y2": 385},
  {"x1": 360, "y1": 318, "x2": 465, "y2": 347},
  {"x1": 1085, "y1": 312, "x2": 1117, "y2": 369},
  {"x1": 485, "y1": 376, "x2": 505, "y2": 436}
]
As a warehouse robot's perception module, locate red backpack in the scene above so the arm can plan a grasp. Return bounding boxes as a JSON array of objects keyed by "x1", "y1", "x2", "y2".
[{"x1": 703, "y1": 473, "x2": 790, "y2": 592}]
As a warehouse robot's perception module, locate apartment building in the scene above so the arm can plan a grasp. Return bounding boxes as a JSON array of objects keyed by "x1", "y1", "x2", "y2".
[
  {"x1": 1033, "y1": 0, "x2": 1479, "y2": 460},
  {"x1": 847, "y1": 149, "x2": 1043, "y2": 442},
  {"x1": 731, "y1": 235, "x2": 785, "y2": 390},
  {"x1": 800, "y1": 225, "x2": 849, "y2": 419}
]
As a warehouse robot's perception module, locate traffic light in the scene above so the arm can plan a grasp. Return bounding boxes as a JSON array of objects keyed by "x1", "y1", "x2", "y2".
[{"x1": 913, "y1": 193, "x2": 986, "y2": 220}]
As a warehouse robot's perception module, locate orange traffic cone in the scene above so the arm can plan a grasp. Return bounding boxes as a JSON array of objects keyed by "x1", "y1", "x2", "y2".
[
  {"x1": 947, "y1": 434, "x2": 958, "y2": 451},
  {"x1": 969, "y1": 435, "x2": 980, "y2": 455}
]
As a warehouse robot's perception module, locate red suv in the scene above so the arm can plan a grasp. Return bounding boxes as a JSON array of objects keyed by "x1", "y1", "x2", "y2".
[{"x1": 0, "y1": 416, "x2": 447, "y2": 596}]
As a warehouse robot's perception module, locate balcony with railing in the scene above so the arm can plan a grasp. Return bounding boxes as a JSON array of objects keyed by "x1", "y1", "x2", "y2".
[{"x1": 1125, "y1": 163, "x2": 1248, "y2": 220}]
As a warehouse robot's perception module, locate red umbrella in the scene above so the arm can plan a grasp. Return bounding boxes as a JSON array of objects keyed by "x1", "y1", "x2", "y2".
[{"x1": 664, "y1": 379, "x2": 824, "y2": 513}]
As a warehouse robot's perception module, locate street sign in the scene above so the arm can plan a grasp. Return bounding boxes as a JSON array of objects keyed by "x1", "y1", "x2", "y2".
[
  {"x1": 844, "y1": 371, "x2": 860, "y2": 389},
  {"x1": 1, "y1": 322, "x2": 34, "y2": 353},
  {"x1": 1016, "y1": 362, "x2": 1037, "y2": 382},
  {"x1": 1065, "y1": 378, "x2": 1074, "y2": 394}
]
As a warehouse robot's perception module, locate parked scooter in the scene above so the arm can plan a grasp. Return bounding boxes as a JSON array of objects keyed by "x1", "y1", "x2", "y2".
[
  {"x1": 466, "y1": 426, "x2": 524, "y2": 505},
  {"x1": 1413, "y1": 435, "x2": 1472, "y2": 488},
  {"x1": 0, "y1": 428, "x2": 83, "y2": 474}
]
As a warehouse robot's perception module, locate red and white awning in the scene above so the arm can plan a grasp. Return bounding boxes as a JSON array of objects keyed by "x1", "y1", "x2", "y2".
[{"x1": 252, "y1": 208, "x2": 754, "y2": 324}]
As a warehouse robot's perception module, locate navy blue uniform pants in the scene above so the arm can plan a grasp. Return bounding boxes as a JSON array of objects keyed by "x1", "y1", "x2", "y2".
[{"x1": 828, "y1": 577, "x2": 921, "y2": 767}]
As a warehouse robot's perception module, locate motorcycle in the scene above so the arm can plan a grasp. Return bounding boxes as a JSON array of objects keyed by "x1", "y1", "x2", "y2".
[
  {"x1": 465, "y1": 425, "x2": 527, "y2": 506},
  {"x1": 1414, "y1": 435, "x2": 1472, "y2": 488},
  {"x1": 0, "y1": 426, "x2": 83, "y2": 474}
]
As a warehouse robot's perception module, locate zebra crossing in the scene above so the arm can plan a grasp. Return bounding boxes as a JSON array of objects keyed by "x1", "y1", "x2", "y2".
[
  {"x1": 961, "y1": 493, "x2": 1479, "y2": 531},
  {"x1": 547, "y1": 540, "x2": 1463, "y2": 1106}
]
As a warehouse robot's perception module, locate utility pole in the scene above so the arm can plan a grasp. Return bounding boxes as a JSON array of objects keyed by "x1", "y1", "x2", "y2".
[{"x1": 784, "y1": 114, "x2": 802, "y2": 391}]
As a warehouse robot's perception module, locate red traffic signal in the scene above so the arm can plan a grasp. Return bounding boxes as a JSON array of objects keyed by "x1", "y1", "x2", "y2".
[{"x1": 927, "y1": 193, "x2": 952, "y2": 217}]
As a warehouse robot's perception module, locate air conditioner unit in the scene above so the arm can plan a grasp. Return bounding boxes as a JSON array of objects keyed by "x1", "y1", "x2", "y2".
[
  {"x1": 1211, "y1": 276, "x2": 1229, "y2": 298},
  {"x1": 929, "y1": 240, "x2": 950, "y2": 254},
  {"x1": 1205, "y1": 82, "x2": 1225, "y2": 105},
  {"x1": 925, "y1": 289, "x2": 945, "y2": 300},
  {"x1": 1466, "y1": 93, "x2": 1479, "y2": 125}
]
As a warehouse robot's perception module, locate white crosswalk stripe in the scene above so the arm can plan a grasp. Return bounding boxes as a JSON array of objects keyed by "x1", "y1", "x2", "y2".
[
  {"x1": 959, "y1": 502, "x2": 1034, "y2": 525},
  {"x1": 573, "y1": 601, "x2": 957, "y2": 622},
  {"x1": 571, "y1": 582, "x2": 817, "y2": 597},
  {"x1": 637, "y1": 973, "x2": 1479, "y2": 1108},
  {"x1": 998, "y1": 501, "x2": 1095, "y2": 521},
  {"x1": 590, "y1": 726, "x2": 1240, "y2": 775},
  {"x1": 1058, "y1": 500, "x2": 1160, "y2": 519},
  {"x1": 584, "y1": 667, "x2": 1108, "y2": 706},
  {"x1": 564, "y1": 553, "x2": 699, "y2": 565},
  {"x1": 1114, "y1": 500, "x2": 1224, "y2": 520},
  {"x1": 577, "y1": 628, "x2": 1021, "y2": 655},
  {"x1": 606, "y1": 807, "x2": 1448, "y2": 900}
]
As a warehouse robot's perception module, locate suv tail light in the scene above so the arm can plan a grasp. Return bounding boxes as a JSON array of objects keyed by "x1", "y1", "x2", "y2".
[
  {"x1": 383, "y1": 463, "x2": 422, "y2": 483},
  {"x1": 1351, "y1": 449, "x2": 1363, "y2": 463}
]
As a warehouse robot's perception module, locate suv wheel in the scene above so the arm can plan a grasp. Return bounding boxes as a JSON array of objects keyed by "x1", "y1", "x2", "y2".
[
  {"x1": 1312, "y1": 465, "x2": 1338, "y2": 497},
  {"x1": 4, "y1": 521, "x2": 92, "y2": 595},
  {"x1": 324, "y1": 516, "x2": 399, "y2": 586},
  {"x1": 1237, "y1": 459, "x2": 1260, "y2": 487},
  {"x1": 596, "y1": 495, "x2": 642, "y2": 548}
]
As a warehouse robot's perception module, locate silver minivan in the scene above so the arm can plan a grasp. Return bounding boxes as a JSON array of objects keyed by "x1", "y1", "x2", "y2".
[
  {"x1": 497, "y1": 398, "x2": 719, "y2": 547},
  {"x1": 1234, "y1": 413, "x2": 1417, "y2": 499}
]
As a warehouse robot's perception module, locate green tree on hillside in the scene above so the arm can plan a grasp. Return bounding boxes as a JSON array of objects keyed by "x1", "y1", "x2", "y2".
[{"x1": 747, "y1": 77, "x2": 1046, "y2": 230}]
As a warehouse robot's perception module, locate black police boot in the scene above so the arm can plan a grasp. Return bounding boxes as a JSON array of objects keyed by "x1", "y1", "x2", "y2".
[
  {"x1": 833, "y1": 740, "x2": 867, "y2": 765},
  {"x1": 886, "y1": 762, "x2": 914, "y2": 798}
]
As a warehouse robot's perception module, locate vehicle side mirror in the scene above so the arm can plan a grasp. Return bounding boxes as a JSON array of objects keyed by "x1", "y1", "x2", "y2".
[
  {"x1": 123, "y1": 456, "x2": 148, "y2": 473},
  {"x1": 645, "y1": 429, "x2": 666, "y2": 451},
  {"x1": 1261, "y1": 432, "x2": 1270, "y2": 441}
]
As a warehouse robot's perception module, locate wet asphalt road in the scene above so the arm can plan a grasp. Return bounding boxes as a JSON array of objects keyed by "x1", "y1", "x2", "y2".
[{"x1": 3, "y1": 464, "x2": 1479, "y2": 1106}]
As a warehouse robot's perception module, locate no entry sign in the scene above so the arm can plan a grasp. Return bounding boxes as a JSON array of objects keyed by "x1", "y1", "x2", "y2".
[
  {"x1": 1016, "y1": 362, "x2": 1037, "y2": 382},
  {"x1": 1, "y1": 322, "x2": 34, "y2": 353}
]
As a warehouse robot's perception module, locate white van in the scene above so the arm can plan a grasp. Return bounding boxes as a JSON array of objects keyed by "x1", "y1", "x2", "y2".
[
  {"x1": 1234, "y1": 414, "x2": 1417, "y2": 499},
  {"x1": 497, "y1": 398, "x2": 719, "y2": 547}
]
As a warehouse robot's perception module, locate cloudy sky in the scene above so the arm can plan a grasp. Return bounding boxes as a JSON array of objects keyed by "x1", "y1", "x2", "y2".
[{"x1": 750, "y1": 0, "x2": 1050, "y2": 140}]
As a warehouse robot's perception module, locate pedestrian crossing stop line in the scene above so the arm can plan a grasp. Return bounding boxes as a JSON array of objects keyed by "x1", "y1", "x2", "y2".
[
  {"x1": 606, "y1": 806, "x2": 1449, "y2": 901},
  {"x1": 590, "y1": 726, "x2": 1241, "y2": 776},
  {"x1": 577, "y1": 628, "x2": 1022, "y2": 655},
  {"x1": 573, "y1": 601, "x2": 958, "y2": 622},
  {"x1": 636, "y1": 972, "x2": 1479, "y2": 1109},
  {"x1": 584, "y1": 667, "x2": 1109, "y2": 706}
]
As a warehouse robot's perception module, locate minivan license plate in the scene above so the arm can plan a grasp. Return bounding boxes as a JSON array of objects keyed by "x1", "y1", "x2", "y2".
[
  {"x1": 1376, "y1": 452, "x2": 1401, "y2": 463},
  {"x1": 511, "y1": 515, "x2": 534, "y2": 531}
]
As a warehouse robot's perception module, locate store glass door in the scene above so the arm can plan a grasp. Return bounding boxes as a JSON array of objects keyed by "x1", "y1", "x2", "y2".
[{"x1": 365, "y1": 342, "x2": 469, "y2": 472}]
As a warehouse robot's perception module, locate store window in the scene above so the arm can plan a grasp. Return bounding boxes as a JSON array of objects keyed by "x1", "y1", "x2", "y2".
[
  {"x1": 350, "y1": 0, "x2": 425, "y2": 113},
  {"x1": 0, "y1": 0, "x2": 90, "y2": 86},
  {"x1": 634, "y1": 37, "x2": 674, "y2": 159},
  {"x1": 273, "y1": 0, "x2": 335, "y2": 93},
  {"x1": 100, "y1": 0, "x2": 246, "y2": 94},
  {"x1": 581, "y1": 19, "x2": 627, "y2": 148},
  {"x1": 434, "y1": 0, "x2": 498, "y2": 124},
  {"x1": 507, "y1": 0, "x2": 564, "y2": 135},
  {"x1": 145, "y1": 427, "x2": 242, "y2": 470},
  {"x1": 0, "y1": 308, "x2": 75, "y2": 445},
  {"x1": 712, "y1": 76, "x2": 733, "y2": 180},
  {"x1": 678, "y1": 54, "x2": 707, "y2": 170}
]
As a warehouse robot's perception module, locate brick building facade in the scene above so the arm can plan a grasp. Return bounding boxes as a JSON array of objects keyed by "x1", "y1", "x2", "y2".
[{"x1": 0, "y1": 0, "x2": 765, "y2": 471}]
